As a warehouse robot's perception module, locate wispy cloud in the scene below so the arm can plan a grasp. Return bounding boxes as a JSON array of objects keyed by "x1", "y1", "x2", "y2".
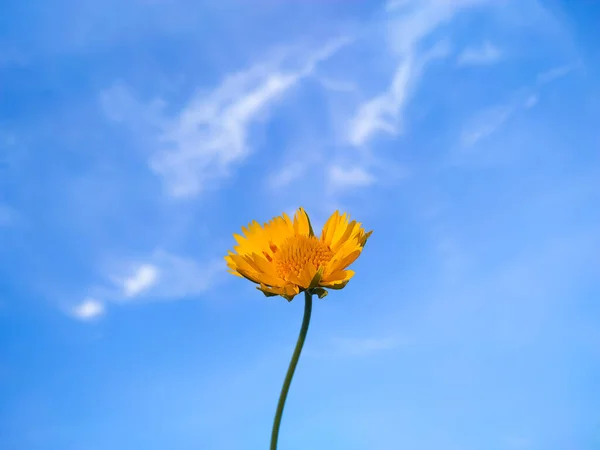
[
  {"x1": 457, "y1": 41, "x2": 502, "y2": 66},
  {"x1": 123, "y1": 264, "x2": 159, "y2": 298},
  {"x1": 71, "y1": 298, "x2": 105, "y2": 321},
  {"x1": 460, "y1": 104, "x2": 513, "y2": 147},
  {"x1": 348, "y1": 38, "x2": 452, "y2": 147},
  {"x1": 327, "y1": 165, "x2": 375, "y2": 190},
  {"x1": 70, "y1": 251, "x2": 223, "y2": 320},
  {"x1": 348, "y1": 54, "x2": 413, "y2": 147},
  {"x1": 347, "y1": 0, "x2": 496, "y2": 147},
  {"x1": 536, "y1": 64, "x2": 574, "y2": 84},
  {"x1": 264, "y1": 139, "x2": 326, "y2": 197},
  {"x1": 146, "y1": 37, "x2": 351, "y2": 198},
  {"x1": 459, "y1": 61, "x2": 578, "y2": 150},
  {"x1": 267, "y1": 162, "x2": 308, "y2": 190},
  {"x1": 141, "y1": 252, "x2": 223, "y2": 300},
  {"x1": 102, "y1": 251, "x2": 223, "y2": 304}
]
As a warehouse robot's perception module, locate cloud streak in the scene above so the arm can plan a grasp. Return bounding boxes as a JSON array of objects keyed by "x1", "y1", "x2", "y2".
[
  {"x1": 102, "y1": 251, "x2": 223, "y2": 304},
  {"x1": 536, "y1": 64, "x2": 574, "y2": 84},
  {"x1": 149, "y1": 37, "x2": 352, "y2": 198},
  {"x1": 328, "y1": 165, "x2": 375, "y2": 190},
  {"x1": 123, "y1": 264, "x2": 159, "y2": 298},
  {"x1": 460, "y1": 105, "x2": 513, "y2": 147},
  {"x1": 348, "y1": 0, "x2": 483, "y2": 148},
  {"x1": 71, "y1": 298, "x2": 105, "y2": 320}
]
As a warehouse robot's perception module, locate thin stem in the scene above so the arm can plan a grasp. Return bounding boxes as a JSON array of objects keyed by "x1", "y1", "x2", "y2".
[{"x1": 270, "y1": 290, "x2": 313, "y2": 450}]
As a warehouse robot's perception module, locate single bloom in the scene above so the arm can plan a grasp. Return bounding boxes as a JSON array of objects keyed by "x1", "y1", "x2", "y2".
[{"x1": 225, "y1": 207, "x2": 372, "y2": 300}]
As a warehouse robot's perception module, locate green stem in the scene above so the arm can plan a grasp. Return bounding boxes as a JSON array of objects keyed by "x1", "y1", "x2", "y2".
[{"x1": 270, "y1": 290, "x2": 313, "y2": 450}]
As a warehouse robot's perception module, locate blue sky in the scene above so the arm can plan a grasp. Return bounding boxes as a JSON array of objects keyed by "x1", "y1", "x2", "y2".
[{"x1": 1, "y1": 0, "x2": 599, "y2": 449}]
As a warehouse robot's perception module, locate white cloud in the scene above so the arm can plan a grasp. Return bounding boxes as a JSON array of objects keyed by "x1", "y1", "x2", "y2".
[
  {"x1": 103, "y1": 251, "x2": 223, "y2": 303},
  {"x1": 149, "y1": 37, "x2": 351, "y2": 198},
  {"x1": 74, "y1": 253, "x2": 220, "y2": 318},
  {"x1": 536, "y1": 64, "x2": 573, "y2": 84},
  {"x1": 348, "y1": 38, "x2": 453, "y2": 146},
  {"x1": 460, "y1": 105, "x2": 513, "y2": 147},
  {"x1": 267, "y1": 162, "x2": 307, "y2": 189},
  {"x1": 348, "y1": 52, "x2": 416, "y2": 147},
  {"x1": 123, "y1": 264, "x2": 159, "y2": 298},
  {"x1": 457, "y1": 41, "x2": 502, "y2": 66},
  {"x1": 348, "y1": 0, "x2": 494, "y2": 147},
  {"x1": 460, "y1": 87, "x2": 543, "y2": 148},
  {"x1": 385, "y1": 0, "x2": 485, "y2": 55},
  {"x1": 328, "y1": 165, "x2": 375, "y2": 190},
  {"x1": 143, "y1": 252, "x2": 223, "y2": 300},
  {"x1": 72, "y1": 298, "x2": 105, "y2": 320}
]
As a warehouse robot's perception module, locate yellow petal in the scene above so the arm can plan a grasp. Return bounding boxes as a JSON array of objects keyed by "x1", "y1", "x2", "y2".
[
  {"x1": 321, "y1": 210, "x2": 341, "y2": 246},
  {"x1": 298, "y1": 261, "x2": 318, "y2": 289},
  {"x1": 227, "y1": 269, "x2": 243, "y2": 278},
  {"x1": 229, "y1": 254, "x2": 258, "y2": 275},
  {"x1": 258, "y1": 283, "x2": 300, "y2": 297},
  {"x1": 330, "y1": 220, "x2": 359, "y2": 252},
  {"x1": 321, "y1": 269, "x2": 354, "y2": 284},
  {"x1": 236, "y1": 267, "x2": 263, "y2": 284},
  {"x1": 248, "y1": 253, "x2": 283, "y2": 282},
  {"x1": 320, "y1": 279, "x2": 350, "y2": 290},
  {"x1": 293, "y1": 207, "x2": 312, "y2": 236},
  {"x1": 286, "y1": 272, "x2": 305, "y2": 289},
  {"x1": 258, "y1": 285, "x2": 280, "y2": 297},
  {"x1": 326, "y1": 249, "x2": 361, "y2": 274},
  {"x1": 360, "y1": 229, "x2": 373, "y2": 246},
  {"x1": 257, "y1": 284, "x2": 284, "y2": 296}
]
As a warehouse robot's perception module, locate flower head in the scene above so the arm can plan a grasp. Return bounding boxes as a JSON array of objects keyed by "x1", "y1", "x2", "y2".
[{"x1": 225, "y1": 207, "x2": 372, "y2": 300}]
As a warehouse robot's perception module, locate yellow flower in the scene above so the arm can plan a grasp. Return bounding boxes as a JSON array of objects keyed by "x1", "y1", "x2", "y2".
[{"x1": 225, "y1": 207, "x2": 372, "y2": 300}]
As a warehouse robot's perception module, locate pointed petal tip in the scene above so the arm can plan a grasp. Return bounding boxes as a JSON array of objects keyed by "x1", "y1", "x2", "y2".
[
  {"x1": 312, "y1": 287, "x2": 329, "y2": 299},
  {"x1": 257, "y1": 287, "x2": 279, "y2": 297}
]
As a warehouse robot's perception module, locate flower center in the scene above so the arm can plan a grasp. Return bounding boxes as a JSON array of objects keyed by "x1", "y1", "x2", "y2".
[{"x1": 272, "y1": 235, "x2": 333, "y2": 282}]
